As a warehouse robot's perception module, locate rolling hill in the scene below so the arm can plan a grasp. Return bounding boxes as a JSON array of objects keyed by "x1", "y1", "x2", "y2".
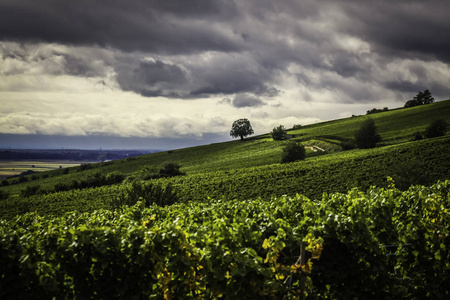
[
  {"x1": 1, "y1": 100, "x2": 450, "y2": 299},
  {"x1": 1, "y1": 99, "x2": 450, "y2": 219}
]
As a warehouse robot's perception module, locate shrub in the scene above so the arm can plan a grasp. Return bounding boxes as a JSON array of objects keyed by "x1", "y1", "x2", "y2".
[
  {"x1": 292, "y1": 124, "x2": 302, "y2": 130},
  {"x1": 78, "y1": 163, "x2": 93, "y2": 172},
  {"x1": 105, "y1": 171, "x2": 126, "y2": 185},
  {"x1": 281, "y1": 141, "x2": 306, "y2": 163},
  {"x1": 53, "y1": 183, "x2": 70, "y2": 193},
  {"x1": 110, "y1": 181, "x2": 178, "y2": 208},
  {"x1": 424, "y1": 119, "x2": 448, "y2": 139},
  {"x1": 21, "y1": 185, "x2": 41, "y2": 197},
  {"x1": 354, "y1": 118, "x2": 381, "y2": 149},
  {"x1": 271, "y1": 125, "x2": 287, "y2": 141},
  {"x1": 159, "y1": 163, "x2": 185, "y2": 177},
  {"x1": 18, "y1": 176, "x2": 28, "y2": 183},
  {"x1": 0, "y1": 189, "x2": 9, "y2": 200}
]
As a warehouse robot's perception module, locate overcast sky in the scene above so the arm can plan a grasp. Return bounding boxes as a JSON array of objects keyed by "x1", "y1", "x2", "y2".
[{"x1": 1, "y1": 0, "x2": 450, "y2": 149}]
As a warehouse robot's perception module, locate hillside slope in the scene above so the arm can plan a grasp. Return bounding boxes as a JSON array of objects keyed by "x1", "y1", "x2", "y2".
[{"x1": 1, "y1": 99, "x2": 450, "y2": 219}]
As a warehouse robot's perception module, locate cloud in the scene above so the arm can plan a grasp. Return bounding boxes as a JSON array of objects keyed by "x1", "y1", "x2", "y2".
[
  {"x1": 0, "y1": 42, "x2": 111, "y2": 77},
  {"x1": 232, "y1": 93, "x2": 266, "y2": 108},
  {"x1": 0, "y1": 0, "x2": 243, "y2": 55},
  {"x1": 116, "y1": 58, "x2": 189, "y2": 98},
  {"x1": 1, "y1": 0, "x2": 450, "y2": 149},
  {"x1": 2, "y1": 1, "x2": 450, "y2": 103}
]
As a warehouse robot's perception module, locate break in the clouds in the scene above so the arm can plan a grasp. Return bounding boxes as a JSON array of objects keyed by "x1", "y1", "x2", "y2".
[{"x1": 1, "y1": 0, "x2": 450, "y2": 148}]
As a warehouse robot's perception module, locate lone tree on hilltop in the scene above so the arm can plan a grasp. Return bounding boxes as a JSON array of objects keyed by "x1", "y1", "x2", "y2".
[
  {"x1": 354, "y1": 118, "x2": 381, "y2": 149},
  {"x1": 271, "y1": 125, "x2": 287, "y2": 141},
  {"x1": 281, "y1": 141, "x2": 306, "y2": 163},
  {"x1": 230, "y1": 118, "x2": 254, "y2": 141},
  {"x1": 404, "y1": 89, "x2": 434, "y2": 108}
]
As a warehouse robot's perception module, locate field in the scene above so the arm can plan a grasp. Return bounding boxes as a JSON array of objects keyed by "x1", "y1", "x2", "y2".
[
  {"x1": 1, "y1": 99, "x2": 449, "y2": 299},
  {"x1": 0, "y1": 160, "x2": 87, "y2": 179}
]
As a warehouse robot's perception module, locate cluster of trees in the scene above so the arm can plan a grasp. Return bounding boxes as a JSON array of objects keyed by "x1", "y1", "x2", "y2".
[
  {"x1": 404, "y1": 89, "x2": 434, "y2": 108},
  {"x1": 230, "y1": 119, "x2": 306, "y2": 163},
  {"x1": 230, "y1": 91, "x2": 446, "y2": 163},
  {"x1": 366, "y1": 107, "x2": 388, "y2": 115}
]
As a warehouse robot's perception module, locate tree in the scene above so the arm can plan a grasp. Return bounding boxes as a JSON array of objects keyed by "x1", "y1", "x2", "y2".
[
  {"x1": 424, "y1": 119, "x2": 448, "y2": 139},
  {"x1": 271, "y1": 125, "x2": 286, "y2": 141},
  {"x1": 354, "y1": 118, "x2": 381, "y2": 149},
  {"x1": 404, "y1": 89, "x2": 434, "y2": 108},
  {"x1": 230, "y1": 118, "x2": 254, "y2": 141},
  {"x1": 281, "y1": 141, "x2": 306, "y2": 163}
]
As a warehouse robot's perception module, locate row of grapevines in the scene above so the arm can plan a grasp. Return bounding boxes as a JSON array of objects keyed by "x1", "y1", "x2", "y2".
[
  {"x1": 162, "y1": 136, "x2": 450, "y2": 202},
  {"x1": 1, "y1": 180, "x2": 449, "y2": 299},
  {"x1": 1, "y1": 136, "x2": 449, "y2": 220}
]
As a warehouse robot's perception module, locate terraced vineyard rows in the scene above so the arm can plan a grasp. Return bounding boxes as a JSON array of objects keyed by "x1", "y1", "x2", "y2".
[
  {"x1": 1, "y1": 136, "x2": 449, "y2": 220},
  {"x1": 1, "y1": 181, "x2": 449, "y2": 299}
]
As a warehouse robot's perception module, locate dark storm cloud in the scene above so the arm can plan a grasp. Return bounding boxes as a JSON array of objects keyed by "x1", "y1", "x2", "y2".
[
  {"x1": 232, "y1": 93, "x2": 266, "y2": 108},
  {"x1": 116, "y1": 58, "x2": 189, "y2": 98},
  {"x1": 340, "y1": 1, "x2": 450, "y2": 63},
  {"x1": 0, "y1": 0, "x2": 243, "y2": 54},
  {"x1": 0, "y1": 43, "x2": 110, "y2": 77},
  {"x1": 1, "y1": 0, "x2": 450, "y2": 101}
]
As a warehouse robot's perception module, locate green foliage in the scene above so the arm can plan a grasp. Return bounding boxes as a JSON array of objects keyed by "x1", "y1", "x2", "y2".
[
  {"x1": 271, "y1": 125, "x2": 287, "y2": 141},
  {"x1": 110, "y1": 181, "x2": 178, "y2": 209},
  {"x1": 230, "y1": 118, "x2": 254, "y2": 140},
  {"x1": 0, "y1": 189, "x2": 9, "y2": 200},
  {"x1": 21, "y1": 184, "x2": 41, "y2": 197},
  {"x1": 411, "y1": 131, "x2": 423, "y2": 141},
  {"x1": 2, "y1": 136, "x2": 450, "y2": 220},
  {"x1": 159, "y1": 162, "x2": 185, "y2": 177},
  {"x1": 404, "y1": 89, "x2": 435, "y2": 108},
  {"x1": 424, "y1": 119, "x2": 448, "y2": 138},
  {"x1": 354, "y1": 118, "x2": 381, "y2": 149},
  {"x1": 1, "y1": 181, "x2": 449, "y2": 299},
  {"x1": 281, "y1": 141, "x2": 306, "y2": 163},
  {"x1": 292, "y1": 124, "x2": 302, "y2": 130},
  {"x1": 366, "y1": 107, "x2": 388, "y2": 115}
]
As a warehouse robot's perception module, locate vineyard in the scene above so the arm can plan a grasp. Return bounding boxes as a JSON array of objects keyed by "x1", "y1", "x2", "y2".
[
  {"x1": 1, "y1": 100, "x2": 450, "y2": 298},
  {"x1": 1, "y1": 135, "x2": 450, "y2": 220},
  {"x1": 1, "y1": 180, "x2": 449, "y2": 299}
]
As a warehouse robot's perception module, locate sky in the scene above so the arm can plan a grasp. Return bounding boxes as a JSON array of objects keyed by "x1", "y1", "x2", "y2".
[{"x1": 1, "y1": 0, "x2": 450, "y2": 150}]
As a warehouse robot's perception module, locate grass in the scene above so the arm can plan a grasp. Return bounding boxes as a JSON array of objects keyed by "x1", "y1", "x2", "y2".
[{"x1": 1, "y1": 99, "x2": 449, "y2": 200}]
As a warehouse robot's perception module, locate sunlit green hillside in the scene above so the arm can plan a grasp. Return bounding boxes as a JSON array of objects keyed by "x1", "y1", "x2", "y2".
[{"x1": 1, "y1": 99, "x2": 449, "y2": 199}]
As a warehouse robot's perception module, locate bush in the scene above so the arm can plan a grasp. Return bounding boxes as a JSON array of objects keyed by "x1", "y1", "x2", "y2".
[
  {"x1": 271, "y1": 125, "x2": 287, "y2": 141},
  {"x1": 78, "y1": 163, "x2": 93, "y2": 172},
  {"x1": 110, "y1": 181, "x2": 178, "y2": 208},
  {"x1": 21, "y1": 185, "x2": 41, "y2": 197},
  {"x1": 18, "y1": 176, "x2": 28, "y2": 183},
  {"x1": 354, "y1": 118, "x2": 381, "y2": 149},
  {"x1": 424, "y1": 119, "x2": 448, "y2": 139},
  {"x1": 281, "y1": 141, "x2": 306, "y2": 163},
  {"x1": 292, "y1": 124, "x2": 302, "y2": 130},
  {"x1": 0, "y1": 189, "x2": 9, "y2": 200},
  {"x1": 53, "y1": 183, "x2": 70, "y2": 193},
  {"x1": 159, "y1": 163, "x2": 185, "y2": 177}
]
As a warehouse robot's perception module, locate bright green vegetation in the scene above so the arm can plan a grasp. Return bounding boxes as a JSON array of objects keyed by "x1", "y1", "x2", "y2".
[
  {"x1": 1, "y1": 181, "x2": 449, "y2": 299},
  {"x1": 2, "y1": 99, "x2": 450, "y2": 199},
  {"x1": 1, "y1": 99, "x2": 450, "y2": 298},
  {"x1": 1, "y1": 135, "x2": 449, "y2": 220},
  {"x1": 288, "y1": 99, "x2": 450, "y2": 145}
]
